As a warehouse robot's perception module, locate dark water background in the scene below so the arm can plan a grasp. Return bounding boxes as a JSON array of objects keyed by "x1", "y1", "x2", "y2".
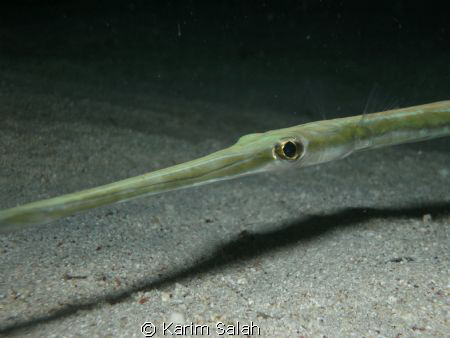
[{"x1": 0, "y1": 0, "x2": 448, "y2": 124}]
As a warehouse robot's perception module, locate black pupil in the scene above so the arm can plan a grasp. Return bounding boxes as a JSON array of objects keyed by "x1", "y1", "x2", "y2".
[{"x1": 283, "y1": 141, "x2": 297, "y2": 158}]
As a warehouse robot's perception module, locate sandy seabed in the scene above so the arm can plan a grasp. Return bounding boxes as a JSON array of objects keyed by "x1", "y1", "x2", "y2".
[{"x1": 0, "y1": 43, "x2": 449, "y2": 337}]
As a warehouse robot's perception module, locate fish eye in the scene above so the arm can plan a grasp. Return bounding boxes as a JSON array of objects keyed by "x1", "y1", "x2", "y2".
[
  {"x1": 274, "y1": 139, "x2": 303, "y2": 160},
  {"x1": 283, "y1": 141, "x2": 297, "y2": 158}
]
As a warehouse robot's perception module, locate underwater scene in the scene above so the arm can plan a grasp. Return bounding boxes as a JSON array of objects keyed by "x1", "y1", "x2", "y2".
[{"x1": 0, "y1": 1, "x2": 449, "y2": 336}]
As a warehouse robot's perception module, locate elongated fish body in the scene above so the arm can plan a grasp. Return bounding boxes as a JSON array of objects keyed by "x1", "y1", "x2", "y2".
[
  {"x1": 1, "y1": 101, "x2": 449, "y2": 233},
  {"x1": 285, "y1": 100, "x2": 450, "y2": 166}
]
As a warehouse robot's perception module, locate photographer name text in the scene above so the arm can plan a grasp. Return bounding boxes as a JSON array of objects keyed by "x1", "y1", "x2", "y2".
[{"x1": 141, "y1": 320, "x2": 260, "y2": 336}]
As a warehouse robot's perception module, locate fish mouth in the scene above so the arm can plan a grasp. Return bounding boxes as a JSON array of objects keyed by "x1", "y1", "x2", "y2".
[{"x1": 0, "y1": 145, "x2": 276, "y2": 232}]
